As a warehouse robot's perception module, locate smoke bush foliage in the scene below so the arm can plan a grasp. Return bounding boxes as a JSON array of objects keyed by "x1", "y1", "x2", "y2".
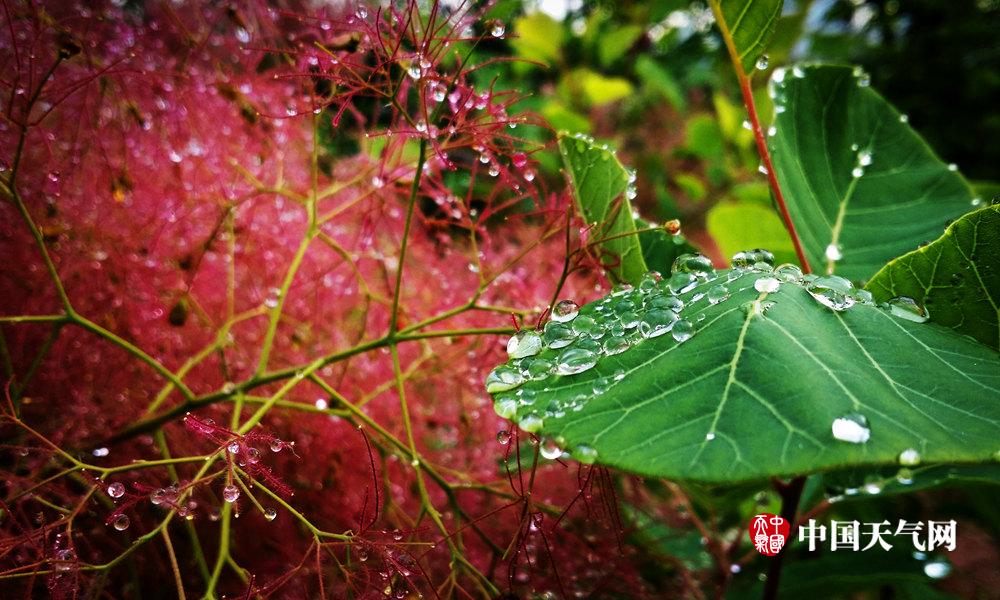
[{"x1": 0, "y1": 1, "x2": 657, "y2": 598}]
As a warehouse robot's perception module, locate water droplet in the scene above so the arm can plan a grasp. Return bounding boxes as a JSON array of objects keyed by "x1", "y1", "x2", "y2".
[
  {"x1": 851, "y1": 166, "x2": 864, "y2": 178},
  {"x1": 540, "y1": 438, "x2": 563, "y2": 460},
  {"x1": 524, "y1": 169, "x2": 535, "y2": 182},
  {"x1": 542, "y1": 321, "x2": 576, "y2": 349},
  {"x1": 731, "y1": 249, "x2": 775, "y2": 271},
  {"x1": 522, "y1": 357, "x2": 554, "y2": 380},
  {"x1": 518, "y1": 413, "x2": 544, "y2": 433},
  {"x1": 705, "y1": 432, "x2": 716, "y2": 441},
  {"x1": 107, "y1": 483, "x2": 125, "y2": 499},
  {"x1": 767, "y1": 125, "x2": 777, "y2": 137},
  {"x1": 898, "y1": 448, "x2": 921, "y2": 466},
  {"x1": 887, "y1": 297, "x2": 929, "y2": 323},
  {"x1": 857, "y1": 150, "x2": 873, "y2": 166},
  {"x1": 899, "y1": 114, "x2": 909, "y2": 123},
  {"x1": 269, "y1": 440, "x2": 284, "y2": 453},
  {"x1": 223, "y1": 484, "x2": 240, "y2": 503},
  {"x1": 707, "y1": 285, "x2": 730, "y2": 304},
  {"x1": 572, "y1": 445, "x2": 598, "y2": 465},
  {"x1": 774, "y1": 264, "x2": 803, "y2": 283},
  {"x1": 494, "y1": 397, "x2": 518, "y2": 419},
  {"x1": 507, "y1": 330, "x2": 542, "y2": 359},
  {"x1": 758, "y1": 164, "x2": 769, "y2": 175},
  {"x1": 639, "y1": 309, "x2": 678, "y2": 338},
  {"x1": 485, "y1": 365, "x2": 525, "y2": 393},
  {"x1": 807, "y1": 276, "x2": 856, "y2": 311},
  {"x1": 112, "y1": 514, "x2": 130, "y2": 531},
  {"x1": 896, "y1": 468, "x2": 914, "y2": 485},
  {"x1": 550, "y1": 300, "x2": 580, "y2": 323},
  {"x1": 672, "y1": 253, "x2": 715, "y2": 279},
  {"x1": 671, "y1": 320, "x2": 694, "y2": 343},
  {"x1": 490, "y1": 20, "x2": 506, "y2": 38},
  {"x1": 754, "y1": 277, "x2": 780, "y2": 293},
  {"x1": 496, "y1": 430, "x2": 511, "y2": 445},
  {"x1": 667, "y1": 272, "x2": 697, "y2": 294},
  {"x1": 832, "y1": 413, "x2": 870, "y2": 444},
  {"x1": 407, "y1": 64, "x2": 422, "y2": 79},
  {"x1": 602, "y1": 335, "x2": 630, "y2": 355},
  {"x1": 227, "y1": 442, "x2": 240, "y2": 454},
  {"x1": 923, "y1": 560, "x2": 951, "y2": 579},
  {"x1": 755, "y1": 55, "x2": 769, "y2": 70},
  {"x1": 264, "y1": 508, "x2": 277, "y2": 521},
  {"x1": 742, "y1": 119, "x2": 753, "y2": 131},
  {"x1": 947, "y1": 163, "x2": 958, "y2": 172},
  {"x1": 571, "y1": 315, "x2": 601, "y2": 338},
  {"x1": 555, "y1": 347, "x2": 598, "y2": 375}
]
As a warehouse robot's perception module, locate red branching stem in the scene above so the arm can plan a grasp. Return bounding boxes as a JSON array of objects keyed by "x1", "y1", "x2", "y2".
[
  {"x1": 709, "y1": 1, "x2": 812, "y2": 274},
  {"x1": 737, "y1": 74, "x2": 812, "y2": 273}
]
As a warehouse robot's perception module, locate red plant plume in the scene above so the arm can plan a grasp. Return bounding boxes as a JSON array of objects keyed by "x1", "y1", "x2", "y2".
[{"x1": 0, "y1": 1, "x2": 677, "y2": 597}]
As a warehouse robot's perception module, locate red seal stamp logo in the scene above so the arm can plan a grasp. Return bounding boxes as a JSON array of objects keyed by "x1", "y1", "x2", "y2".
[{"x1": 749, "y1": 513, "x2": 789, "y2": 556}]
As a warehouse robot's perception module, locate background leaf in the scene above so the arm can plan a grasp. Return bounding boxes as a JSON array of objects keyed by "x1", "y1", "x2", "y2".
[
  {"x1": 489, "y1": 267, "x2": 1000, "y2": 482},
  {"x1": 711, "y1": 0, "x2": 784, "y2": 74},
  {"x1": 707, "y1": 202, "x2": 796, "y2": 266},
  {"x1": 558, "y1": 133, "x2": 647, "y2": 284},
  {"x1": 866, "y1": 205, "x2": 1000, "y2": 350},
  {"x1": 768, "y1": 64, "x2": 978, "y2": 281}
]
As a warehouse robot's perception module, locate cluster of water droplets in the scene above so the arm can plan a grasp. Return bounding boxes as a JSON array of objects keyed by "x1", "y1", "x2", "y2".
[{"x1": 488, "y1": 243, "x2": 935, "y2": 457}]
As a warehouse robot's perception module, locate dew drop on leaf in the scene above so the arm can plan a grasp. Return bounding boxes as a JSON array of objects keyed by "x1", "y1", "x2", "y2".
[
  {"x1": 485, "y1": 365, "x2": 525, "y2": 393},
  {"x1": 264, "y1": 508, "x2": 277, "y2": 521},
  {"x1": 506, "y1": 330, "x2": 542, "y2": 359},
  {"x1": 672, "y1": 253, "x2": 715, "y2": 279},
  {"x1": 639, "y1": 309, "x2": 678, "y2": 338},
  {"x1": 898, "y1": 448, "x2": 921, "y2": 466},
  {"x1": 540, "y1": 438, "x2": 563, "y2": 460},
  {"x1": 572, "y1": 445, "x2": 598, "y2": 464},
  {"x1": 755, "y1": 54, "x2": 769, "y2": 70},
  {"x1": 550, "y1": 299, "x2": 580, "y2": 323},
  {"x1": 518, "y1": 413, "x2": 544, "y2": 433},
  {"x1": 671, "y1": 319, "x2": 694, "y2": 343},
  {"x1": 887, "y1": 297, "x2": 929, "y2": 323},
  {"x1": 542, "y1": 321, "x2": 576, "y2": 349},
  {"x1": 555, "y1": 347, "x2": 598, "y2": 375},
  {"x1": 832, "y1": 413, "x2": 870, "y2": 444},
  {"x1": 807, "y1": 276, "x2": 856, "y2": 311},
  {"x1": 496, "y1": 430, "x2": 511, "y2": 445},
  {"x1": 754, "y1": 277, "x2": 780, "y2": 293},
  {"x1": 707, "y1": 285, "x2": 730, "y2": 304}
]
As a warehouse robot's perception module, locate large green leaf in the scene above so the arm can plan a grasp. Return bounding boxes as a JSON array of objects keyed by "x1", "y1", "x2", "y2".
[
  {"x1": 710, "y1": 0, "x2": 784, "y2": 74},
  {"x1": 866, "y1": 205, "x2": 1000, "y2": 350},
  {"x1": 487, "y1": 263, "x2": 1000, "y2": 482},
  {"x1": 768, "y1": 64, "x2": 978, "y2": 282},
  {"x1": 558, "y1": 133, "x2": 647, "y2": 284}
]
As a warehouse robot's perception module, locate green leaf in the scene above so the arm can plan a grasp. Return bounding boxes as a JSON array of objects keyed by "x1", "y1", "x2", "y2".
[
  {"x1": 488, "y1": 267, "x2": 1000, "y2": 482},
  {"x1": 511, "y1": 13, "x2": 564, "y2": 64},
  {"x1": 711, "y1": 0, "x2": 784, "y2": 74},
  {"x1": 558, "y1": 133, "x2": 647, "y2": 284},
  {"x1": 598, "y1": 24, "x2": 643, "y2": 67},
  {"x1": 865, "y1": 205, "x2": 1000, "y2": 350},
  {"x1": 707, "y1": 202, "x2": 796, "y2": 267},
  {"x1": 727, "y1": 547, "x2": 950, "y2": 600},
  {"x1": 568, "y1": 69, "x2": 634, "y2": 106},
  {"x1": 823, "y1": 463, "x2": 1000, "y2": 499},
  {"x1": 636, "y1": 220, "x2": 697, "y2": 277},
  {"x1": 768, "y1": 64, "x2": 978, "y2": 281},
  {"x1": 634, "y1": 55, "x2": 686, "y2": 111}
]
